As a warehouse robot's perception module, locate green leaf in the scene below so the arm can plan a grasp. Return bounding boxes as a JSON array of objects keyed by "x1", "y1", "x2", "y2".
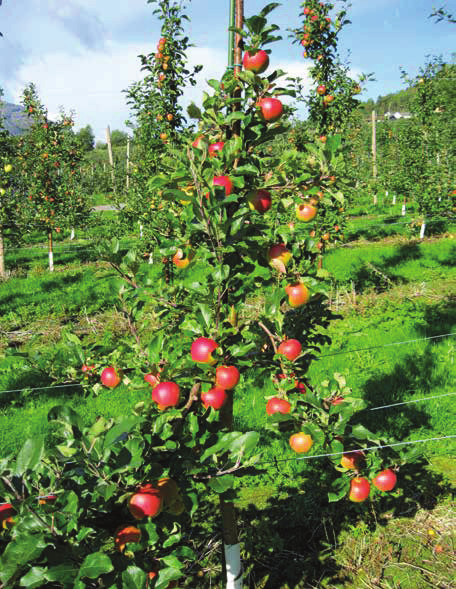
[
  {"x1": 19, "y1": 567, "x2": 48, "y2": 588},
  {"x1": 78, "y1": 552, "x2": 113, "y2": 579},
  {"x1": 328, "y1": 477, "x2": 350, "y2": 502},
  {"x1": 160, "y1": 555, "x2": 184, "y2": 570},
  {"x1": 187, "y1": 102, "x2": 202, "y2": 120},
  {"x1": 103, "y1": 416, "x2": 142, "y2": 448},
  {"x1": 163, "y1": 532, "x2": 182, "y2": 548},
  {"x1": 196, "y1": 303, "x2": 212, "y2": 330},
  {"x1": 122, "y1": 566, "x2": 147, "y2": 589},
  {"x1": 48, "y1": 405, "x2": 83, "y2": 430},
  {"x1": 208, "y1": 475, "x2": 235, "y2": 494},
  {"x1": 351, "y1": 424, "x2": 378, "y2": 442},
  {"x1": 15, "y1": 437, "x2": 44, "y2": 475},
  {"x1": 0, "y1": 535, "x2": 48, "y2": 585}
]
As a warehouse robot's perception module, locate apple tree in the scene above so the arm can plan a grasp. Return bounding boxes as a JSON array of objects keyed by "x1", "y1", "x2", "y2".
[
  {"x1": 17, "y1": 84, "x2": 90, "y2": 270},
  {"x1": 122, "y1": 0, "x2": 202, "y2": 247},
  {"x1": 0, "y1": 4, "x2": 407, "y2": 588}
]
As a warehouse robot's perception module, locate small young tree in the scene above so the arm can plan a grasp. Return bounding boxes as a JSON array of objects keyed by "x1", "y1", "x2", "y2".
[{"x1": 18, "y1": 84, "x2": 90, "y2": 269}]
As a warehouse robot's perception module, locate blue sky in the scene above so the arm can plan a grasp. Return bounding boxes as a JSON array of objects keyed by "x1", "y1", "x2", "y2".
[{"x1": 0, "y1": 0, "x2": 454, "y2": 141}]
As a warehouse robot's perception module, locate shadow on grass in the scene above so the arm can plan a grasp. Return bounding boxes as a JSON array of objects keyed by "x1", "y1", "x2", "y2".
[{"x1": 228, "y1": 456, "x2": 451, "y2": 589}]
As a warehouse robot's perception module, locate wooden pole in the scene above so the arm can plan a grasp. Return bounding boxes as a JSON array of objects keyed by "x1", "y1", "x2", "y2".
[
  {"x1": 372, "y1": 110, "x2": 377, "y2": 205},
  {"x1": 106, "y1": 126, "x2": 116, "y2": 193}
]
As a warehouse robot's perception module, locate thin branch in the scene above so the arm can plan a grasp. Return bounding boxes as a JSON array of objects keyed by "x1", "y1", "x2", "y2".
[{"x1": 258, "y1": 321, "x2": 279, "y2": 354}]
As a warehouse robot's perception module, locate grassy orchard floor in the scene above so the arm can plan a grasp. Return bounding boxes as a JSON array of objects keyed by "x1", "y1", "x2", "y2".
[{"x1": 0, "y1": 230, "x2": 455, "y2": 588}]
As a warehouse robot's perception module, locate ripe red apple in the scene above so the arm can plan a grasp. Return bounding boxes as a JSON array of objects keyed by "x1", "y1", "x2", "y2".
[
  {"x1": 208, "y1": 141, "x2": 225, "y2": 157},
  {"x1": 144, "y1": 373, "x2": 160, "y2": 388},
  {"x1": 323, "y1": 95, "x2": 334, "y2": 104},
  {"x1": 247, "y1": 189, "x2": 272, "y2": 213},
  {"x1": 277, "y1": 339, "x2": 302, "y2": 361},
  {"x1": 349, "y1": 477, "x2": 370, "y2": 502},
  {"x1": 317, "y1": 85, "x2": 326, "y2": 95},
  {"x1": 151, "y1": 382, "x2": 180, "y2": 410},
  {"x1": 114, "y1": 525, "x2": 141, "y2": 552},
  {"x1": 201, "y1": 387, "x2": 228, "y2": 410},
  {"x1": 319, "y1": 135, "x2": 327, "y2": 143},
  {"x1": 372, "y1": 469, "x2": 397, "y2": 491},
  {"x1": 266, "y1": 397, "x2": 291, "y2": 416},
  {"x1": 215, "y1": 365, "x2": 240, "y2": 390},
  {"x1": 172, "y1": 248, "x2": 193, "y2": 268},
  {"x1": 295, "y1": 380, "x2": 306, "y2": 393},
  {"x1": 289, "y1": 432, "x2": 313, "y2": 453},
  {"x1": 243, "y1": 49, "x2": 269, "y2": 74},
  {"x1": 213, "y1": 175, "x2": 233, "y2": 197},
  {"x1": 258, "y1": 97, "x2": 284, "y2": 123},
  {"x1": 128, "y1": 487, "x2": 162, "y2": 519},
  {"x1": 341, "y1": 451, "x2": 364, "y2": 470},
  {"x1": 285, "y1": 283, "x2": 310, "y2": 308},
  {"x1": 100, "y1": 366, "x2": 122, "y2": 388},
  {"x1": 0, "y1": 503, "x2": 15, "y2": 525},
  {"x1": 296, "y1": 203, "x2": 317, "y2": 222},
  {"x1": 191, "y1": 337, "x2": 218, "y2": 364}
]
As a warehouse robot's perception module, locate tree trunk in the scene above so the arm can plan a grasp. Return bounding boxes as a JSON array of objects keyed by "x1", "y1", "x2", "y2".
[
  {"x1": 48, "y1": 230, "x2": 54, "y2": 272},
  {"x1": 0, "y1": 224, "x2": 5, "y2": 279}
]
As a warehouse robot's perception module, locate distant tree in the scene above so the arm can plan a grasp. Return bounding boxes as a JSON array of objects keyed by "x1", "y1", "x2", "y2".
[
  {"x1": 95, "y1": 140, "x2": 107, "y2": 150},
  {"x1": 110, "y1": 129, "x2": 129, "y2": 147},
  {"x1": 76, "y1": 124, "x2": 95, "y2": 152},
  {"x1": 429, "y1": 5, "x2": 456, "y2": 24}
]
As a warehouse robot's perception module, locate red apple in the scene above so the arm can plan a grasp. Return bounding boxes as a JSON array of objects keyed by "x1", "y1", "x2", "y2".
[
  {"x1": 278, "y1": 339, "x2": 302, "y2": 361},
  {"x1": 317, "y1": 85, "x2": 326, "y2": 95},
  {"x1": 258, "y1": 97, "x2": 284, "y2": 123},
  {"x1": 128, "y1": 487, "x2": 162, "y2": 519},
  {"x1": 192, "y1": 135, "x2": 207, "y2": 149},
  {"x1": 208, "y1": 141, "x2": 225, "y2": 157},
  {"x1": 213, "y1": 175, "x2": 233, "y2": 197},
  {"x1": 296, "y1": 203, "x2": 317, "y2": 222},
  {"x1": 144, "y1": 373, "x2": 160, "y2": 388},
  {"x1": 266, "y1": 397, "x2": 291, "y2": 415},
  {"x1": 100, "y1": 366, "x2": 122, "y2": 388},
  {"x1": 0, "y1": 503, "x2": 15, "y2": 526},
  {"x1": 215, "y1": 365, "x2": 240, "y2": 390},
  {"x1": 341, "y1": 451, "x2": 364, "y2": 470},
  {"x1": 201, "y1": 387, "x2": 228, "y2": 410},
  {"x1": 191, "y1": 337, "x2": 218, "y2": 364},
  {"x1": 151, "y1": 382, "x2": 180, "y2": 410},
  {"x1": 295, "y1": 381, "x2": 306, "y2": 394},
  {"x1": 285, "y1": 283, "x2": 310, "y2": 307},
  {"x1": 114, "y1": 525, "x2": 141, "y2": 552},
  {"x1": 247, "y1": 189, "x2": 272, "y2": 213},
  {"x1": 349, "y1": 477, "x2": 370, "y2": 502},
  {"x1": 243, "y1": 49, "x2": 269, "y2": 74},
  {"x1": 372, "y1": 469, "x2": 397, "y2": 492}
]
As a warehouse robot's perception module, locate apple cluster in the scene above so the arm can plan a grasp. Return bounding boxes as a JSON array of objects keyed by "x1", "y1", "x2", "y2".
[{"x1": 340, "y1": 451, "x2": 398, "y2": 502}]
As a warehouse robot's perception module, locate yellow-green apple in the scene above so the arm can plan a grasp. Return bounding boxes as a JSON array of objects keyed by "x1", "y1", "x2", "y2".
[
  {"x1": 268, "y1": 244, "x2": 292, "y2": 273},
  {"x1": 317, "y1": 85, "x2": 326, "y2": 95},
  {"x1": 285, "y1": 283, "x2": 310, "y2": 307},
  {"x1": 289, "y1": 432, "x2": 313, "y2": 453},
  {"x1": 341, "y1": 451, "x2": 364, "y2": 470},
  {"x1": 296, "y1": 203, "x2": 317, "y2": 221}
]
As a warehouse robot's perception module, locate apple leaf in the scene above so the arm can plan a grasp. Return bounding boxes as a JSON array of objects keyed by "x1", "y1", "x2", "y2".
[
  {"x1": 187, "y1": 102, "x2": 202, "y2": 119},
  {"x1": 208, "y1": 475, "x2": 235, "y2": 494},
  {"x1": 78, "y1": 552, "x2": 113, "y2": 579},
  {"x1": 121, "y1": 567, "x2": 146, "y2": 589},
  {"x1": 15, "y1": 437, "x2": 44, "y2": 475},
  {"x1": 328, "y1": 477, "x2": 350, "y2": 502},
  {"x1": 103, "y1": 416, "x2": 143, "y2": 449}
]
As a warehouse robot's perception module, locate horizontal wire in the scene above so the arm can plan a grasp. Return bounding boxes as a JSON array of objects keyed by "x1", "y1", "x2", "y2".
[{"x1": 368, "y1": 391, "x2": 456, "y2": 411}]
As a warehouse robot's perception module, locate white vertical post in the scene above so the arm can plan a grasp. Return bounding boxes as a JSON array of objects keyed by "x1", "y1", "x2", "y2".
[
  {"x1": 401, "y1": 203, "x2": 406, "y2": 216},
  {"x1": 225, "y1": 543, "x2": 242, "y2": 589},
  {"x1": 139, "y1": 223, "x2": 143, "y2": 238},
  {"x1": 70, "y1": 228, "x2": 75, "y2": 240},
  {"x1": 392, "y1": 194, "x2": 396, "y2": 205},
  {"x1": 420, "y1": 220, "x2": 426, "y2": 239}
]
